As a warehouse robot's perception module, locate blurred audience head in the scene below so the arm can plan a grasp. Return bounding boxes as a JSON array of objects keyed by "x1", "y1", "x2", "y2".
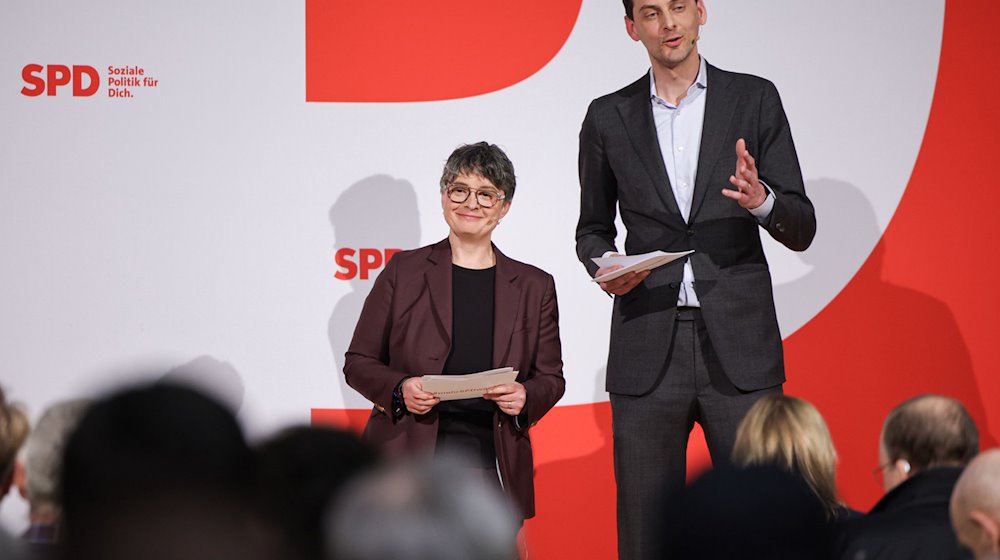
[
  {"x1": 253, "y1": 425, "x2": 378, "y2": 560},
  {"x1": 1, "y1": 527, "x2": 25, "y2": 560},
  {"x1": 0, "y1": 386, "x2": 30, "y2": 500},
  {"x1": 60, "y1": 381, "x2": 258, "y2": 560},
  {"x1": 732, "y1": 394, "x2": 842, "y2": 519},
  {"x1": 325, "y1": 456, "x2": 518, "y2": 560},
  {"x1": 23, "y1": 399, "x2": 90, "y2": 521},
  {"x1": 663, "y1": 464, "x2": 827, "y2": 559},
  {"x1": 951, "y1": 448, "x2": 1000, "y2": 559},
  {"x1": 879, "y1": 394, "x2": 978, "y2": 492}
]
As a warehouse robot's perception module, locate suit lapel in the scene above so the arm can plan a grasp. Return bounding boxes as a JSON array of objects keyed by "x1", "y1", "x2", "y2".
[
  {"x1": 690, "y1": 64, "x2": 737, "y2": 221},
  {"x1": 492, "y1": 246, "x2": 520, "y2": 369},
  {"x1": 425, "y1": 239, "x2": 453, "y2": 346},
  {"x1": 617, "y1": 74, "x2": 682, "y2": 217}
]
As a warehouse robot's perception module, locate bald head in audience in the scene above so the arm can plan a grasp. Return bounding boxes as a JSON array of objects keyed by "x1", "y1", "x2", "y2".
[{"x1": 951, "y1": 449, "x2": 1000, "y2": 559}]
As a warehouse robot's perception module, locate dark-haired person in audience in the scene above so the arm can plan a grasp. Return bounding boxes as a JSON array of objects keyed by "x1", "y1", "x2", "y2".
[
  {"x1": 345, "y1": 142, "x2": 565, "y2": 527},
  {"x1": 834, "y1": 394, "x2": 979, "y2": 560},
  {"x1": 951, "y1": 448, "x2": 1000, "y2": 560},
  {"x1": 252, "y1": 425, "x2": 378, "y2": 560},
  {"x1": 19, "y1": 399, "x2": 90, "y2": 558},
  {"x1": 1, "y1": 527, "x2": 25, "y2": 560},
  {"x1": 662, "y1": 464, "x2": 827, "y2": 559},
  {"x1": 731, "y1": 394, "x2": 859, "y2": 522},
  {"x1": 60, "y1": 382, "x2": 268, "y2": 560},
  {"x1": 0, "y1": 386, "x2": 29, "y2": 504}
]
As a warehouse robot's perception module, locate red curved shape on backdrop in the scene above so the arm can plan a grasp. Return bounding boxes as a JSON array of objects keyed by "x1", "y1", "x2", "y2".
[
  {"x1": 784, "y1": 0, "x2": 1000, "y2": 510},
  {"x1": 315, "y1": 0, "x2": 1000, "y2": 555},
  {"x1": 305, "y1": 0, "x2": 583, "y2": 102}
]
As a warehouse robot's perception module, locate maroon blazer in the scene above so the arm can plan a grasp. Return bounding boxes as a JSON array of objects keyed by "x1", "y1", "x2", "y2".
[{"x1": 344, "y1": 238, "x2": 565, "y2": 518}]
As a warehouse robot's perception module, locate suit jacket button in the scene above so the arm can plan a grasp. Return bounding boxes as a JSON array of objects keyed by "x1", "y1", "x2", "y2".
[
  {"x1": 669, "y1": 282, "x2": 678, "y2": 289},
  {"x1": 686, "y1": 229, "x2": 695, "y2": 237},
  {"x1": 775, "y1": 222, "x2": 785, "y2": 232}
]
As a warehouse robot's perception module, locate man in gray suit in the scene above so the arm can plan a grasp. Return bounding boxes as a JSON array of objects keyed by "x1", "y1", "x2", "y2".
[{"x1": 575, "y1": 1, "x2": 815, "y2": 557}]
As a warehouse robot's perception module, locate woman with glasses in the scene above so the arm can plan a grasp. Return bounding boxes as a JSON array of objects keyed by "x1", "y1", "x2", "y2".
[{"x1": 344, "y1": 142, "x2": 565, "y2": 525}]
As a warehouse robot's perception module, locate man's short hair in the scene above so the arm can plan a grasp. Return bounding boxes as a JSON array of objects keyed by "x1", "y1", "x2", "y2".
[
  {"x1": 24, "y1": 399, "x2": 90, "y2": 509},
  {"x1": 0, "y1": 387, "x2": 29, "y2": 488},
  {"x1": 439, "y1": 142, "x2": 516, "y2": 202},
  {"x1": 59, "y1": 382, "x2": 255, "y2": 560},
  {"x1": 623, "y1": 0, "x2": 700, "y2": 20},
  {"x1": 882, "y1": 395, "x2": 979, "y2": 471},
  {"x1": 61, "y1": 382, "x2": 252, "y2": 521},
  {"x1": 253, "y1": 425, "x2": 378, "y2": 560}
]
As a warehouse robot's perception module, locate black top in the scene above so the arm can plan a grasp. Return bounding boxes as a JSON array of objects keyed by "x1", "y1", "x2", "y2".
[
  {"x1": 831, "y1": 467, "x2": 973, "y2": 560},
  {"x1": 436, "y1": 265, "x2": 497, "y2": 469}
]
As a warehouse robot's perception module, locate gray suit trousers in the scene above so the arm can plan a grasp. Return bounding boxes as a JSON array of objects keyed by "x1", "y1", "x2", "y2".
[{"x1": 610, "y1": 308, "x2": 781, "y2": 560}]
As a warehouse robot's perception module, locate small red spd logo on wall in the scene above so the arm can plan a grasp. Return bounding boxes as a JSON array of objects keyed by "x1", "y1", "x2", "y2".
[
  {"x1": 335, "y1": 248, "x2": 401, "y2": 280},
  {"x1": 21, "y1": 64, "x2": 159, "y2": 99},
  {"x1": 21, "y1": 64, "x2": 100, "y2": 96}
]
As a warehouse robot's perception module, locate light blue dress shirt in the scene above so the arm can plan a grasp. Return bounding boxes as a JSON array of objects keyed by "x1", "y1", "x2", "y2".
[{"x1": 649, "y1": 57, "x2": 773, "y2": 307}]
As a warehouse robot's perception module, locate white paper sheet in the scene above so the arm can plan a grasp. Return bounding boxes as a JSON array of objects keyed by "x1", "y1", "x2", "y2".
[
  {"x1": 421, "y1": 367, "x2": 519, "y2": 401},
  {"x1": 590, "y1": 250, "x2": 694, "y2": 283}
]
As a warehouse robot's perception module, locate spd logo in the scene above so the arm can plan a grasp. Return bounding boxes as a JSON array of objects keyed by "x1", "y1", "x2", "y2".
[
  {"x1": 335, "y1": 248, "x2": 402, "y2": 280},
  {"x1": 21, "y1": 64, "x2": 100, "y2": 97}
]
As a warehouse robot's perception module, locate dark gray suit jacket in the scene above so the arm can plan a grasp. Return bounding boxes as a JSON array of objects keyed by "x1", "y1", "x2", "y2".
[{"x1": 576, "y1": 63, "x2": 816, "y2": 395}]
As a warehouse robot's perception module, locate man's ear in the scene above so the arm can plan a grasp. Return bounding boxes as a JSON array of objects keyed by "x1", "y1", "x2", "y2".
[
  {"x1": 624, "y1": 16, "x2": 640, "y2": 42},
  {"x1": 969, "y1": 510, "x2": 1000, "y2": 554}
]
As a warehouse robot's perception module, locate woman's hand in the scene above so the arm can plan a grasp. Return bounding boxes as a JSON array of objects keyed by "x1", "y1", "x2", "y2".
[
  {"x1": 401, "y1": 377, "x2": 440, "y2": 415},
  {"x1": 484, "y1": 382, "x2": 527, "y2": 416}
]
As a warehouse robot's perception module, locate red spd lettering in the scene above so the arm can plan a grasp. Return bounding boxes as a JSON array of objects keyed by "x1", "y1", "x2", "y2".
[
  {"x1": 20, "y1": 64, "x2": 45, "y2": 96},
  {"x1": 334, "y1": 248, "x2": 402, "y2": 280},
  {"x1": 20, "y1": 64, "x2": 100, "y2": 97},
  {"x1": 73, "y1": 65, "x2": 99, "y2": 96}
]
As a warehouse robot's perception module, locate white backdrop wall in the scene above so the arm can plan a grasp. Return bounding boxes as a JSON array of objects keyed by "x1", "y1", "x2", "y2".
[{"x1": 1, "y1": 0, "x2": 943, "y2": 532}]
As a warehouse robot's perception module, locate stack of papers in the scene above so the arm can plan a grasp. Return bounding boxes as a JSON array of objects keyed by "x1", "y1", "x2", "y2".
[
  {"x1": 421, "y1": 367, "x2": 519, "y2": 401},
  {"x1": 591, "y1": 250, "x2": 694, "y2": 283}
]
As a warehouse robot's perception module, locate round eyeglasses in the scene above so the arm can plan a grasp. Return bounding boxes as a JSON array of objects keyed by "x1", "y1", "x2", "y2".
[{"x1": 445, "y1": 183, "x2": 506, "y2": 208}]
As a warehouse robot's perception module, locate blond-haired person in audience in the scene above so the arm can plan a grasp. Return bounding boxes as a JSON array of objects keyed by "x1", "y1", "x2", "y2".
[{"x1": 732, "y1": 394, "x2": 858, "y2": 521}]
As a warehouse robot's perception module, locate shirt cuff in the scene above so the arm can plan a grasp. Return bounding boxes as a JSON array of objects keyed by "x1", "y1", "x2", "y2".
[{"x1": 748, "y1": 181, "x2": 775, "y2": 222}]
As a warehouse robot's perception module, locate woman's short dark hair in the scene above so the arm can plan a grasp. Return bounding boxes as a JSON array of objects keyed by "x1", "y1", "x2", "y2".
[{"x1": 439, "y1": 142, "x2": 516, "y2": 202}]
